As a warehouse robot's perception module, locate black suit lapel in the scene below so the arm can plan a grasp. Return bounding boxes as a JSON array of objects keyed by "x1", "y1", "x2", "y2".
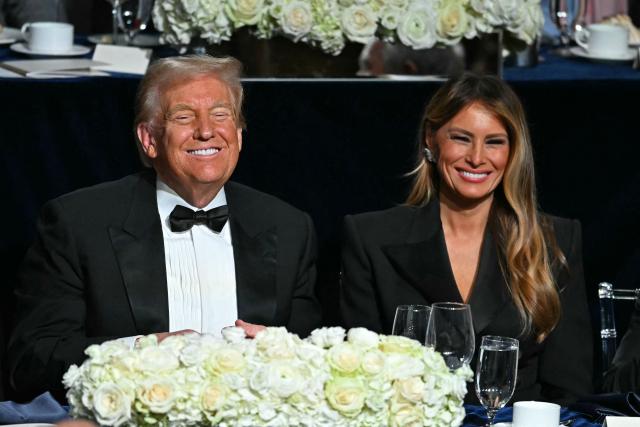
[
  {"x1": 226, "y1": 182, "x2": 278, "y2": 325},
  {"x1": 467, "y1": 229, "x2": 510, "y2": 335},
  {"x1": 109, "y1": 171, "x2": 169, "y2": 334},
  {"x1": 382, "y1": 201, "x2": 463, "y2": 304}
]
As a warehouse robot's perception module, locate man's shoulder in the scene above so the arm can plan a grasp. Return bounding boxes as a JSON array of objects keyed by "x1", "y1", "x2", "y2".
[
  {"x1": 226, "y1": 181, "x2": 307, "y2": 219},
  {"x1": 50, "y1": 171, "x2": 152, "y2": 211}
]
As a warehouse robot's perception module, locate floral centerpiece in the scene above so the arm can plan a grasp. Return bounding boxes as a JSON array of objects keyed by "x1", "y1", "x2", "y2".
[
  {"x1": 152, "y1": 0, "x2": 544, "y2": 55},
  {"x1": 64, "y1": 327, "x2": 472, "y2": 426}
]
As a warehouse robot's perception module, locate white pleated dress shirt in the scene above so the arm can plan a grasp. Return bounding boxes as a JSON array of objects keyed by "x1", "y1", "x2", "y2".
[{"x1": 156, "y1": 179, "x2": 238, "y2": 336}]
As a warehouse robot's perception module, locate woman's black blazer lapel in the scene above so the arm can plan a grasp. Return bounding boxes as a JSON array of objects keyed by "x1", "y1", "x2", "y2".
[{"x1": 381, "y1": 201, "x2": 462, "y2": 304}]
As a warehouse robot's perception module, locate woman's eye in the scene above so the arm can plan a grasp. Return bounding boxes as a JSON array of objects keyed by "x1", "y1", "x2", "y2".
[
  {"x1": 451, "y1": 134, "x2": 469, "y2": 142},
  {"x1": 487, "y1": 138, "x2": 507, "y2": 145}
]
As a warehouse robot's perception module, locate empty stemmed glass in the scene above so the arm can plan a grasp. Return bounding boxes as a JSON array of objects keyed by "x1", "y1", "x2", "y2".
[
  {"x1": 475, "y1": 336, "x2": 519, "y2": 426},
  {"x1": 117, "y1": 0, "x2": 153, "y2": 45},
  {"x1": 391, "y1": 305, "x2": 431, "y2": 342},
  {"x1": 425, "y1": 302, "x2": 475, "y2": 370},
  {"x1": 549, "y1": 0, "x2": 588, "y2": 56},
  {"x1": 104, "y1": 0, "x2": 122, "y2": 44}
]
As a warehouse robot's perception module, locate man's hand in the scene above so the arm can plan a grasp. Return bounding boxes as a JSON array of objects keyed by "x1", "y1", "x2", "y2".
[
  {"x1": 154, "y1": 329, "x2": 198, "y2": 343},
  {"x1": 235, "y1": 319, "x2": 266, "y2": 338}
]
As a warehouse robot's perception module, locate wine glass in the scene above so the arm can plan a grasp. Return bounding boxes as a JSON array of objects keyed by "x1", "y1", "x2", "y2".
[
  {"x1": 425, "y1": 302, "x2": 475, "y2": 370},
  {"x1": 117, "y1": 0, "x2": 153, "y2": 45},
  {"x1": 104, "y1": 0, "x2": 122, "y2": 45},
  {"x1": 549, "y1": 0, "x2": 572, "y2": 56},
  {"x1": 391, "y1": 305, "x2": 431, "y2": 342},
  {"x1": 475, "y1": 336, "x2": 519, "y2": 426}
]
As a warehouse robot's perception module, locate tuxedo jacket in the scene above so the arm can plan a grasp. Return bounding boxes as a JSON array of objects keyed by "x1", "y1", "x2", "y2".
[
  {"x1": 8, "y1": 171, "x2": 321, "y2": 399},
  {"x1": 340, "y1": 200, "x2": 593, "y2": 405}
]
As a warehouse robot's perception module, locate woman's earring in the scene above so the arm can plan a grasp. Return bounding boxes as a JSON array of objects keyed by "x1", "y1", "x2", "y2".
[{"x1": 423, "y1": 147, "x2": 435, "y2": 163}]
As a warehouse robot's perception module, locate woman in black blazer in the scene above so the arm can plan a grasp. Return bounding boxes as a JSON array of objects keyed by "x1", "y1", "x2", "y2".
[{"x1": 341, "y1": 73, "x2": 593, "y2": 405}]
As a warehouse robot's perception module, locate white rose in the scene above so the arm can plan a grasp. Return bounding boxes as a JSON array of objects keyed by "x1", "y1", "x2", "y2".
[
  {"x1": 390, "y1": 402, "x2": 424, "y2": 427},
  {"x1": 200, "y1": 381, "x2": 227, "y2": 412},
  {"x1": 395, "y1": 377, "x2": 425, "y2": 402},
  {"x1": 268, "y1": 362, "x2": 304, "y2": 397},
  {"x1": 281, "y1": 1, "x2": 313, "y2": 40},
  {"x1": 324, "y1": 377, "x2": 366, "y2": 418},
  {"x1": 226, "y1": 0, "x2": 265, "y2": 26},
  {"x1": 180, "y1": 343, "x2": 207, "y2": 366},
  {"x1": 380, "y1": 7, "x2": 402, "y2": 30},
  {"x1": 361, "y1": 350, "x2": 385, "y2": 376},
  {"x1": 222, "y1": 326, "x2": 246, "y2": 343},
  {"x1": 139, "y1": 346, "x2": 180, "y2": 373},
  {"x1": 347, "y1": 327, "x2": 379, "y2": 349},
  {"x1": 328, "y1": 343, "x2": 361, "y2": 374},
  {"x1": 249, "y1": 365, "x2": 271, "y2": 393},
  {"x1": 138, "y1": 378, "x2": 177, "y2": 414},
  {"x1": 386, "y1": 353, "x2": 424, "y2": 380},
  {"x1": 397, "y1": 6, "x2": 437, "y2": 49},
  {"x1": 435, "y1": 0, "x2": 469, "y2": 44},
  {"x1": 92, "y1": 383, "x2": 131, "y2": 427},
  {"x1": 308, "y1": 327, "x2": 346, "y2": 348},
  {"x1": 205, "y1": 347, "x2": 246, "y2": 373},
  {"x1": 62, "y1": 364, "x2": 81, "y2": 388},
  {"x1": 341, "y1": 5, "x2": 378, "y2": 44}
]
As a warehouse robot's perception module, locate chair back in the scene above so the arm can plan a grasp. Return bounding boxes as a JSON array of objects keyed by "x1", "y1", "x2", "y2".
[{"x1": 598, "y1": 282, "x2": 640, "y2": 372}]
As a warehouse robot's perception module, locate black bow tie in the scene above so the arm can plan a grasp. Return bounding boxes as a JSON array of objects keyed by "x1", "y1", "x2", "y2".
[{"x1": 169, "y1": 205, "x2": 229, "y2": 233}]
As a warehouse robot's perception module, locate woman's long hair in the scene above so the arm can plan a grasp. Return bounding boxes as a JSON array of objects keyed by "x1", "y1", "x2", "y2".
[{"x1": 407, "y1": 73, "x2": 564, "y2": 342}]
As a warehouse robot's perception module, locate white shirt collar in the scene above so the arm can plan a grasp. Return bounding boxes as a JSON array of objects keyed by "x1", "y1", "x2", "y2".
[{"x1": 156, "y1": 178, "x2": 227, "y2": 227}]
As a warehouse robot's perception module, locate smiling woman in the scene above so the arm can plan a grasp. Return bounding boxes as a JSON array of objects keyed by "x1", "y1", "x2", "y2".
[{"x1": 340, "y1": 73, "x2": 593, "y2": 406}]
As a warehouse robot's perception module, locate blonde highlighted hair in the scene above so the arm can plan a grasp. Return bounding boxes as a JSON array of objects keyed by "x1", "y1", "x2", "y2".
[{"x1": 407, "y1": 73, "x2": 564, "y2": 342}]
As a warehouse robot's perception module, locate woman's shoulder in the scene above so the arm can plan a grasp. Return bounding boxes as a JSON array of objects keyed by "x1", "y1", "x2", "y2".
[
  {"x1": 541, "y1": 213, "x2": 582, "y2": 253},
  {"x1": 344, "y1": 203, "x2": 433, "y2": 243}
]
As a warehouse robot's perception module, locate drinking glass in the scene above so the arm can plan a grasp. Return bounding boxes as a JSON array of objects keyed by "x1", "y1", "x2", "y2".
[
  {"x1": 425, "y1": 302, "x2": 475, "y2": 370},
  {"x1": 391, "y1": 305, "x2": 431, "y2": 342},
  {"x1": 117, "y1": 0, "x2": 153, "y2": 45},
  {"x1": 104, "y1": 0, "x2": 121, "y2": 44},
  {"x1": 549, "y1": 0, "x2": 571, "y2": 56},
  {"x1": 475, "y1": 336, "x2": 519, "y2": 426}
]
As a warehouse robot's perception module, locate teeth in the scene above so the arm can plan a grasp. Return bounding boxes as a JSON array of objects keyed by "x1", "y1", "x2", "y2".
[
  {"x1": 190, "y1": 148, "x2": 219, "y2": 156},
  {"x1": 460, "y1": 171, "x2": 488, "y2": 179}
]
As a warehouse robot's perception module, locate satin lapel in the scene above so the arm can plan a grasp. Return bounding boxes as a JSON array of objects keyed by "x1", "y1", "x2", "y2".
[
  {"x1": 226, "y1": 183, "x2": 278, "y2": 325},
  {"x1": 467, "y1": 230, "x2": 510, "y2": 335},
  {"x1": 382, "y1": 201, "x2": 463, "y2": 304},
  {"x1": 109, "y1": 171, "x2": 169, "y2": 334}
]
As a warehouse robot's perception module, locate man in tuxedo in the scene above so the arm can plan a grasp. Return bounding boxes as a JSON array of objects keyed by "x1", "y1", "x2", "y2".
[{"x1": 8, "y1": 55, "x2": 321, "y2": 400}]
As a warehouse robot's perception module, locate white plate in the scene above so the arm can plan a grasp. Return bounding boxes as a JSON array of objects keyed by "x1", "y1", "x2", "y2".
[
  {"x1": 0, "y1": 27, "x2": 23, "y2": 45},
  {"x1": 10, "y1": 42, "x2": 92, "y2": 57},
  {"x1": 569, "y1": 46, "x2": 636, "y2": 62},
  {"x1": 87, "y1": 33, "x2": 161, "y2": 47}
]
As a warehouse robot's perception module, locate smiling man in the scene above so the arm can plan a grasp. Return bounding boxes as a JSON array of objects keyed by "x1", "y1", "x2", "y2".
[{"x1": 8, "y1": 55, "x2": 321, "y2": 401}]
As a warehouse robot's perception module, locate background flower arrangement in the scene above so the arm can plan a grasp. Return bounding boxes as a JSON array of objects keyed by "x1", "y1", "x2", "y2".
[
  {"x1": 152, "y1": 0, "x2": 544, "y2": 55},
  {"x1": 64, "y1": 327, "x2": 471, "y2": 426}
]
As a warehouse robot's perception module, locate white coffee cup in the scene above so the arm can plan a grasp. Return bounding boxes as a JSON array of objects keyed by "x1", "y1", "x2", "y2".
[
  {"x1": 574, "y1": 23, "x2": 629, "y2": 58},
  {"x1": 512, "y1": 401, "x2": 560, "y2": 427},
  {"x1": 20, "y1": 22, "x2": 73, "y2": 53}
]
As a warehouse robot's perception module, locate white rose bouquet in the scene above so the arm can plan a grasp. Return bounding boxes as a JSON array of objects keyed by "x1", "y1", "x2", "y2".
[
  {"x1": 64, "y1": 326, "x2": 471, "y2": 426},
  {"x1": 153, "y1": 0, "x2": 543, "y2": 55}
]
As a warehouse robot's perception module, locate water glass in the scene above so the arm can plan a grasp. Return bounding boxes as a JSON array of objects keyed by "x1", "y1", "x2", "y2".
[
  {"x1": 425, "y1": 302, "x2": 475, "y2": 370},
  {"x1": 475, "y1": 335, "x2": 519, "y2": 426},
  {"x1": 117, "y1": 0, "x2": 153, "y2": 45},
  {"x1": 391, "y1": 305, "x2": 430, "y2": 342}
]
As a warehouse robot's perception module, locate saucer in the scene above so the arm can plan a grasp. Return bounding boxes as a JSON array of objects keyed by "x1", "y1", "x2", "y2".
[
  {"x1": 10, "y1": 42, "x2": 92, "y2": 57},
  {"x1": 0, "y1": 27, "x2": 23, "y2": 45},
  {"x1": 569, "y1": 46, "x2": 635, "y2": 62},
  {"x1": 88, "y1": 33, "x2": 161, "y2": 47}
]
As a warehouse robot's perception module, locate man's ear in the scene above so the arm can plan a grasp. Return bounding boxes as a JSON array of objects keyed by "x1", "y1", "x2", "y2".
[
  {"x1": 137, "y1": 123, "x2": 158, "y2": 159},
  {"x1": 237, "y1": 128, "x2": 243, "y2": 151}
]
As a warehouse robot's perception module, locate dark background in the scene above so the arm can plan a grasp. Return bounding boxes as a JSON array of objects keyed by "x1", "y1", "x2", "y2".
[{"x1": 0, "y1": 76, "x2": 639, "y2": 399}]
